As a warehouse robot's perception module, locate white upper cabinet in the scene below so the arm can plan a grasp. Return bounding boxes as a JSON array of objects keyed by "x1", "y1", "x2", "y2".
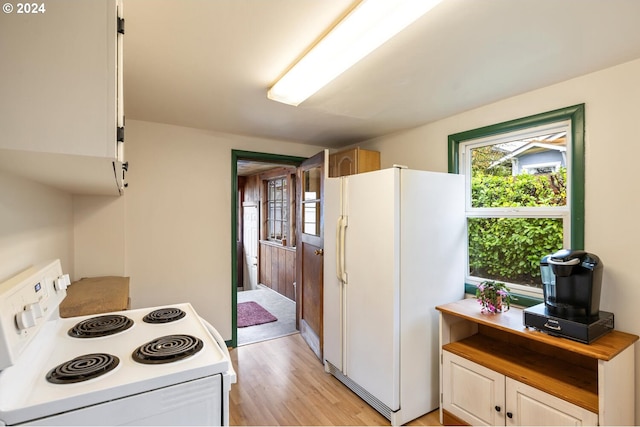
[{"x1": 0, "y1": 0, "x2": 125, "y2": 195}]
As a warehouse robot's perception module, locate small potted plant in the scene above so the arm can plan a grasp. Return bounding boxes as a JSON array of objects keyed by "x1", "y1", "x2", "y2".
[{"x1": 475, "y1": 280, "x2": 512, "y2": 314}]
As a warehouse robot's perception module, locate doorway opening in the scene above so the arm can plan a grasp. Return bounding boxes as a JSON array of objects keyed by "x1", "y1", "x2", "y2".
[{"x1": 231, "y1": 150, "x2": 306, "y2": 347}]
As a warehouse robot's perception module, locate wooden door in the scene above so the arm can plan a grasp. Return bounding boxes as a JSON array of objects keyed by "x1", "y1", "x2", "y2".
[{"x1": 296, "y1": 151, "x2": 325, "y2": 360}]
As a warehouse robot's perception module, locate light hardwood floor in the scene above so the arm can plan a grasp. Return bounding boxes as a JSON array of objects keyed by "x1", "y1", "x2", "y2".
[{"x1": 229, "y1": 333, "x2": 442, "y2": 426}]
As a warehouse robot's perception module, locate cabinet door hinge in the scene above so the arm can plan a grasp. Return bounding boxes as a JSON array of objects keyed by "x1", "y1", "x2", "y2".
[
  {"x1": 118, "y1": 17, "x2": 125, "y2": 35},
  {"x1": 117, "y1": 126, "x2": 125, "y2": 143}
]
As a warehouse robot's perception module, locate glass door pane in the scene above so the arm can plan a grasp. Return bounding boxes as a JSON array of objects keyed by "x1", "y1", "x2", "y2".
[{"x1": 302, "y1": 167, "x2": 321, "y2": 236}]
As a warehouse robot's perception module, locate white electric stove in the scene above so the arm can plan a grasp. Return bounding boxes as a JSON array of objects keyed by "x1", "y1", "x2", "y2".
[{"x1": 0, "y1": 260, "x2": 236, "y2": 426}]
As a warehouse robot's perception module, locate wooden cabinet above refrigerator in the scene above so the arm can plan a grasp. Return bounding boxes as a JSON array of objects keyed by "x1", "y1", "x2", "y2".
[{"x1": 328, "y1": 147, "x2": 380, "y2": 177}]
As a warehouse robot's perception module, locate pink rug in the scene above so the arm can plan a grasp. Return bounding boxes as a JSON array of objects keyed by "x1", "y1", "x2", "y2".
[{"x1": 237, "y1": 301, "x2": 278, "y2": 328}]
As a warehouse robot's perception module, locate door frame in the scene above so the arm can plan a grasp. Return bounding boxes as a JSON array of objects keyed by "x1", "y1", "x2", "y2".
[{"x1": 230, "y1": 150, "x2": 307, "y2": 347}]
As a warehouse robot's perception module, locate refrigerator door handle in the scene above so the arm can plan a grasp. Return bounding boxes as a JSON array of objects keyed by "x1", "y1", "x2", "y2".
[{"x1": 336, "y1": 216, "x2": 347, "y2": 283}]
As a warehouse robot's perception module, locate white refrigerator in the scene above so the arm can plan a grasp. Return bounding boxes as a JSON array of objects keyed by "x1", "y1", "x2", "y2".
[{"x1": 323, "y1": 166, "x2": 465, "y2": 425}]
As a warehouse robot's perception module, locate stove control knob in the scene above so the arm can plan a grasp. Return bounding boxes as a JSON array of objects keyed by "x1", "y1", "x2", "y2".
[
  {"x1": 27, "y1": 302, "x2": 44, "y2": 319},
  {"x1": 16, "y1": 309, "x2": 37, "y2": 330},
  {"x1": 55, "y1": 274, "x2": 70, "y2": 291}
]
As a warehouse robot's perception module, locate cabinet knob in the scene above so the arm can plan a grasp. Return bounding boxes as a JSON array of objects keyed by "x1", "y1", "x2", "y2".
[
  {"x1": 494, "y1": 406, "x2": 501, "y2": 412},
  {"x1": 507, "y1": 412, "x2": 513, "y2": 419}
]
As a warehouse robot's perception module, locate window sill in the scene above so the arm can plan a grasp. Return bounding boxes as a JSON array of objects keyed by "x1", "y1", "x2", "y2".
[
  {"x1": 464, "y1": 283, "x2": 543, "y2": 308},
  {"x1": 259, "y1": 240, "x2": 296, "y2": 251}
]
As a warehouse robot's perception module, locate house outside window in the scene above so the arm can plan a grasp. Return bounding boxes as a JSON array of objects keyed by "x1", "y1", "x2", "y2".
[{"x1": 449, "y1": 105, "x2": 585, "y2": 299}]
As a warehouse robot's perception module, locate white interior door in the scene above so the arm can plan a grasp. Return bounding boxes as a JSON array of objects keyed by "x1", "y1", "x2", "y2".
[{"x1": 243, "y1": 203, "x2": 258, "y2": 290}]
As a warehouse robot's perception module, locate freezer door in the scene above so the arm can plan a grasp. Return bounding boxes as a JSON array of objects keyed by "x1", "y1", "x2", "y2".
[
  {"x1": 343, "y1": 168, "x2": 400, "y2": 411},
  {"x1": 323, "y1": 176, "x2": 344, "y2": 371}
]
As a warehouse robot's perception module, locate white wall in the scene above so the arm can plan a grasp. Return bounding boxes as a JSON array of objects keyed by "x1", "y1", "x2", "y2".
[
  {"x1": 73, "y1": 120, "x2": 325, "y2": 341},
  {"x1": 0, "y1": 170, "x2": 73, "y2": 282},
  {"x1": 360, "y1": 58, "x2": 640, "y2": 423},
  {"x1": 73, "y1": 195, "x2": 125, "y2": 279}
]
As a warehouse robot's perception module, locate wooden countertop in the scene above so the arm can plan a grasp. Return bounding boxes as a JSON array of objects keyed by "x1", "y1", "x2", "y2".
[
  {"x1": 436, "y1": 298, "x2": 638, "y2": 361},
  {"x1": 59, "y1": 276, "x2": 130, "y2": 318}
]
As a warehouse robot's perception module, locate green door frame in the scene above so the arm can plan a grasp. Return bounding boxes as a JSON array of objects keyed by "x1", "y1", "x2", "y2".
[{"x1": 230, "y1": 150, "x2": 307, "y2": 347}]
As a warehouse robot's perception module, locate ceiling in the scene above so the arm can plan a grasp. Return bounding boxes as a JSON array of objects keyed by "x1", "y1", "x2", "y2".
[
  {"x1": 236, "y1": 160, "x2": 295, "y2": 176},
  {"x1": 124, "y1": 0, "x2": 640, "y2": 149}
]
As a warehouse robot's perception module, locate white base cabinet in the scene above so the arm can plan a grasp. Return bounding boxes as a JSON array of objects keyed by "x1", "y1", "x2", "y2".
[
  {"x1": 443, "y1": 350, "x2": 598, "y2": 426},
  {"x1": 437, "y1": 299, "x2": 638, "y2": 426},
  {"x1": 508, "y1": 377, "x2": 597, "y2": 426}
]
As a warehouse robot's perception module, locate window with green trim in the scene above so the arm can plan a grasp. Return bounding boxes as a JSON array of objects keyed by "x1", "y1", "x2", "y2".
[
  {"x1": 266, "y1": 177, "x2": 288, "y2": 244},
  {"x1": 449, "y1": 105, "x2": 585, "y2": 297}
]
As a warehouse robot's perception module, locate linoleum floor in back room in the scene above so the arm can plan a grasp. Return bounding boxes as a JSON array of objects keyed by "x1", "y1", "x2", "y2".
[{"x1": 229, "y1": 333, "x2": 441, "y2": 426}]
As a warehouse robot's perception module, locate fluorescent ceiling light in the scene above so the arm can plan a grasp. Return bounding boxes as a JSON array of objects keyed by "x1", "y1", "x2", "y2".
[{"x1": 267, "y1": 0, "x2": 442, "y2": 106}]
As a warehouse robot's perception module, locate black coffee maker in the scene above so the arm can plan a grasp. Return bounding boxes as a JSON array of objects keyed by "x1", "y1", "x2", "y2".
[
  {"x1": 524, "y1": 249, "x2": 614, "y2": 343},
  {"x1": 542, "y1": 249, "x2": 603, "y2": 317}
]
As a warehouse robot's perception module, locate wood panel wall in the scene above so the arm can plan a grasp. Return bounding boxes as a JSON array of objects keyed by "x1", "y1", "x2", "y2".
[
  {"x1": 239, "y1": 169, "x2": 296, "y2": 301},
  {"x1": 259, "y1": 242, "x2": 296, "y2": 301}
]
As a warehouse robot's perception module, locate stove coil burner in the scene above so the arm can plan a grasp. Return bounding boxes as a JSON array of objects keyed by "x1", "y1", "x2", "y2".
[
  {"x1": 46, "y1": 353, "x2": 119, "y2": 384},
  {"x1": 68, "y1": 314, "x2": 134, "y2": 338},
  {"x1": 132, "y1": 334, "x2": 203, "y2": 364},
  {"x1": 143, "y1": 307, "x2": 186, "y2": 324}
]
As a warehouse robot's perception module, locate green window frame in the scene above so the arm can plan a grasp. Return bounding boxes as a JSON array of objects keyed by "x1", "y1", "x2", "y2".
[{"x1": 448, "y1": 104, "x2": 585, "y2": 304}]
